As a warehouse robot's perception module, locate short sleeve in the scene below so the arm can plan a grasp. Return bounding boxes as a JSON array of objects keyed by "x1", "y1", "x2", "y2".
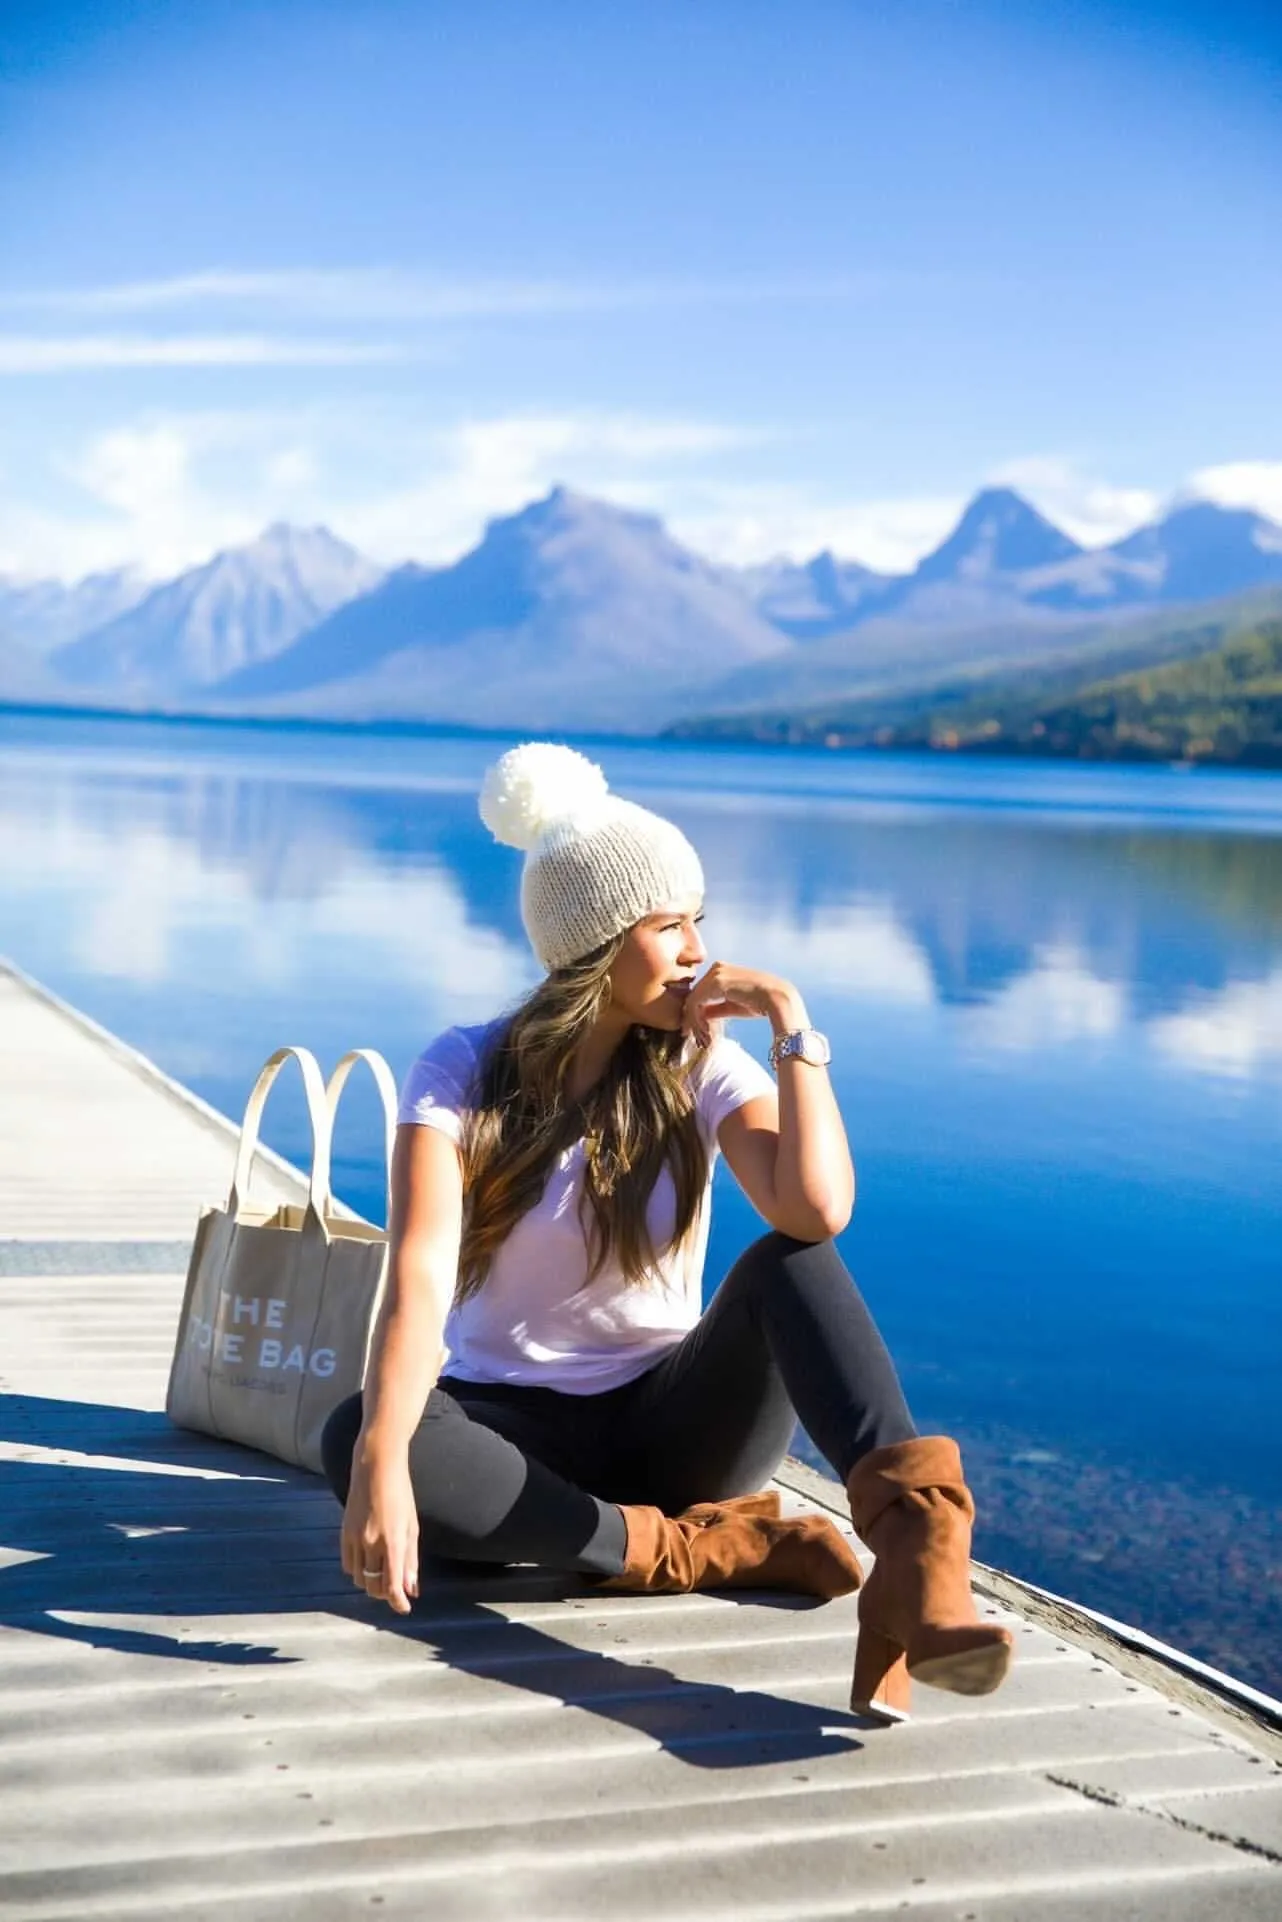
[
  {"x1": 396, "y1": 1026, "x2": 483, "y2": 1142},
  {"x1": 689, "y1": 1033, "x2": 777, "y2": 1143}
]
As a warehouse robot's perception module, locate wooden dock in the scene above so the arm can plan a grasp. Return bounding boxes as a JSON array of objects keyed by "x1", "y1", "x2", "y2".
[{"x1": 2, "y1": 957, "x2": 1280, "y2": 1920}]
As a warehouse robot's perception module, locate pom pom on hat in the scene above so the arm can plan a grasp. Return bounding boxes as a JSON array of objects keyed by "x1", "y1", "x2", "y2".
[
  {"x1": 479, "y1": 742, "x2": 610, "y2": 852},
  {"x1": 477, "y1": 738, "x2": 705, "y2": 969}
]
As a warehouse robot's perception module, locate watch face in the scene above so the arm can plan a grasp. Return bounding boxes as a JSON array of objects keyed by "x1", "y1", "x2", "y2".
[{"x1": 778, "y1": 1028, "x2": 830, "y2": 1065}]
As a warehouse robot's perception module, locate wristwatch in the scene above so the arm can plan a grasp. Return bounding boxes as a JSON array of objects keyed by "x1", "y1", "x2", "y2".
[{"x1": 768, "y1": 1027, "x2": 832, "y2": 1070}]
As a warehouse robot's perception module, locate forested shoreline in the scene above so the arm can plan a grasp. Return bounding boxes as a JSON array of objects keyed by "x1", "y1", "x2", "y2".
[{"x1": 668, "y1": 617, "x2": 1282, "y2": 770}]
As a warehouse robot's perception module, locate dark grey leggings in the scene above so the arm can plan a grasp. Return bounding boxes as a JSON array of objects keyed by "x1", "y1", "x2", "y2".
[{"x1": 321, "y1": 1230, "x2": 917, "y2": 1577}]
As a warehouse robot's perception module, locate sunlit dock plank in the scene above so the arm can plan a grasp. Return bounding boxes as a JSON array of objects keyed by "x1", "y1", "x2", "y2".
[{"x1": 1, "y1": 955, "x2": 1279, "y2": 1921}]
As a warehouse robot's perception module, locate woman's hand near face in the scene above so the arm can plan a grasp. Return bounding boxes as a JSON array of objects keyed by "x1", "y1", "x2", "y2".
[
  {"x1": 689, "y1": 961, "x2": 855, "y2": 1239},
  {"x1": 341, "y1": 1447, "x2": 420, "y2": 1615},
  {"x1": 680, "y1": 961, "x2": 808, "y2": 1048}
]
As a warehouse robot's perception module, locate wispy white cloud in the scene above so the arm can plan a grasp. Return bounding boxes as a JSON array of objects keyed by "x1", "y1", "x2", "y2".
[
  {"x1": 0, "y1": 267, "x2": 886, "y2": 323},
  {"x1": 3, "y1": 414, "x2": 323, "y2": 577},
  {"x1": 55, "y1": 423, "x2": 261, "y2": 578},
  {"x1": 0, "y1": 405, "x2": 761, "y2": 579},
  {"x1": 663, "y1": 482, "x2": 964, "y2": 571},
  {"x1": 1183, "y1": 460, "x2": 1282, "y2": 531},
  {"x1": 339, "y1": 412, "x2": 763, "y2": 565},
  {"x1": 0, "y1": 334, "x2": 402, "y2": 374},
  {"x1": 8, "y1": 388, "x2": 1280, "y2": 589}
]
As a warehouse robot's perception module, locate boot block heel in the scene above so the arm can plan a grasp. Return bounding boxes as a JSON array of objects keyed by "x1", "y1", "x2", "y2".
[
  {"x1": 850, "y1": 1621, "x2": 912, "y2": 1724},
  {"x1": 908, "y1": 1627, "x2": 1014, "y2": 1696}
]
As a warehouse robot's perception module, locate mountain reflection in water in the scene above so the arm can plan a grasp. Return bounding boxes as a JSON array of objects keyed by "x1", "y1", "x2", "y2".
[{"x1": 1, "y1": 714, "x2": 1279, "y2": 1694}]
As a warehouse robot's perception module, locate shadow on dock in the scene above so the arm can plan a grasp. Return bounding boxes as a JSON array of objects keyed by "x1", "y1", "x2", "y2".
[{"x1": 1, "y1": 1391, "x2": 870, "y2": 1769}]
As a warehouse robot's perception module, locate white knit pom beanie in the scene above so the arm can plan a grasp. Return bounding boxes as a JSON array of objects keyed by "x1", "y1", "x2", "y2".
[{"x1": 479, "y1": 742, "x2": 705, "y2": 970}]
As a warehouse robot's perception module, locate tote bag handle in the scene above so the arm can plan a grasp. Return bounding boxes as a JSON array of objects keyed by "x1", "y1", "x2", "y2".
[
  {"x1": 323, "y1": 1048, "x2": 399, "y2": 1222},
  {"x1": 226, "y1": 1045, "x2": 333, "y2": 1229}
]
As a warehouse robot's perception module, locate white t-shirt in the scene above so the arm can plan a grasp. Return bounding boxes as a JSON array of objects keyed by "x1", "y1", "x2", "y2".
[{"x1": 396, "y1": 1019, "x2": 777, "y2": 1393}]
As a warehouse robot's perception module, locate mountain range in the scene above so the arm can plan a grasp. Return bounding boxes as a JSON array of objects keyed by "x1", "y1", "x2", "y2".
[
  {"x1": 214, "y1": 490, "x2": 790, "y2": 732},
  {"x1": 4, "y1": 483, "x2": 1282, "y2": 735},
  {"x1": 51, "y1": 524, "x2": 384, "y2": 697},
  {"x1": 0, "y1": 566, "x2": 148, "y2": 656}
]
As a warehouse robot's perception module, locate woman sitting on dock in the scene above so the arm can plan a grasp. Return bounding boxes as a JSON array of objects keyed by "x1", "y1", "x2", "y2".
[{"x1": 322, "y1": 741, "x2": 1013, "y2": 1721}]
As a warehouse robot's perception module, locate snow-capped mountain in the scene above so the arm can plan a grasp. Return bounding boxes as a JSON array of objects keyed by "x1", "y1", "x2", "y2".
[
  {"x1": 52, "y1": 525, "x2": 385, "y2": 696},
  {"x1": 215, "y1": 488, "x2": 792, "y2": 732}
]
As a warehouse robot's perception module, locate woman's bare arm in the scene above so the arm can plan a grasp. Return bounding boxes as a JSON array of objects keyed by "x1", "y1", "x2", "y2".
[
  {"x1": 358, "y1": 1122, "x2": 463, "y2": 1453},
  {"x1": 341, "y1": 1122, "x2": 463, "y2": 1612},
  {"x1": 684, "y1": 964, "x2": 855, "y2": 1242}
]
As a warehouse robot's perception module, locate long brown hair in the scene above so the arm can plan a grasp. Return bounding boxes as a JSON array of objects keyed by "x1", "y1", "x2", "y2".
[{"x1": 456, "y1": 932, "x2": 709, "y2": 1302}]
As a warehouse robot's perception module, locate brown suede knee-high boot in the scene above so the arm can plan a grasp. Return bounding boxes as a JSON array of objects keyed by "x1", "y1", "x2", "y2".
[
  {"x1": 600, "y1": 1491, "x2": 863, "y2": 1599},
  {"x1": 845, "y1": 1436, "x2": 1014, "y2": 1724}
]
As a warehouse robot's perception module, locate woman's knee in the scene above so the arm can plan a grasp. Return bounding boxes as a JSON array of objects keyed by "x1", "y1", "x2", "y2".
[
  {"x1": 319, "y1": 1392, "x2": 364, "y2": 1503},
  {"x1": 722, "y1": 1228, "x2": 845, "y2": 1297}
]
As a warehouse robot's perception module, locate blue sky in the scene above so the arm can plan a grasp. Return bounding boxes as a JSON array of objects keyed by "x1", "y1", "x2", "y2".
[{"x1": 2, "y1": 0, "x2": 1280, "y2": 580}]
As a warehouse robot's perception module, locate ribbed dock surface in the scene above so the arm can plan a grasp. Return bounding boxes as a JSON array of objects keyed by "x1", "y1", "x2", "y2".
[{"x1": 2, "y1": 958, "x2": 1279, "y2": 1920}]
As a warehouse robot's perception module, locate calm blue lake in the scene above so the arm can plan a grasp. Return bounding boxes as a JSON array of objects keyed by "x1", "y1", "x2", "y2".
[{"x1": 2, "y1": 710, "x2": 1279, "y2": 1692}]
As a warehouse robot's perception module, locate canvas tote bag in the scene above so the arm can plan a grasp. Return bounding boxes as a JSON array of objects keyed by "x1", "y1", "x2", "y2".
[{"x1": 166, "y1": 1045, "x2": 399, "y2": 1472}]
